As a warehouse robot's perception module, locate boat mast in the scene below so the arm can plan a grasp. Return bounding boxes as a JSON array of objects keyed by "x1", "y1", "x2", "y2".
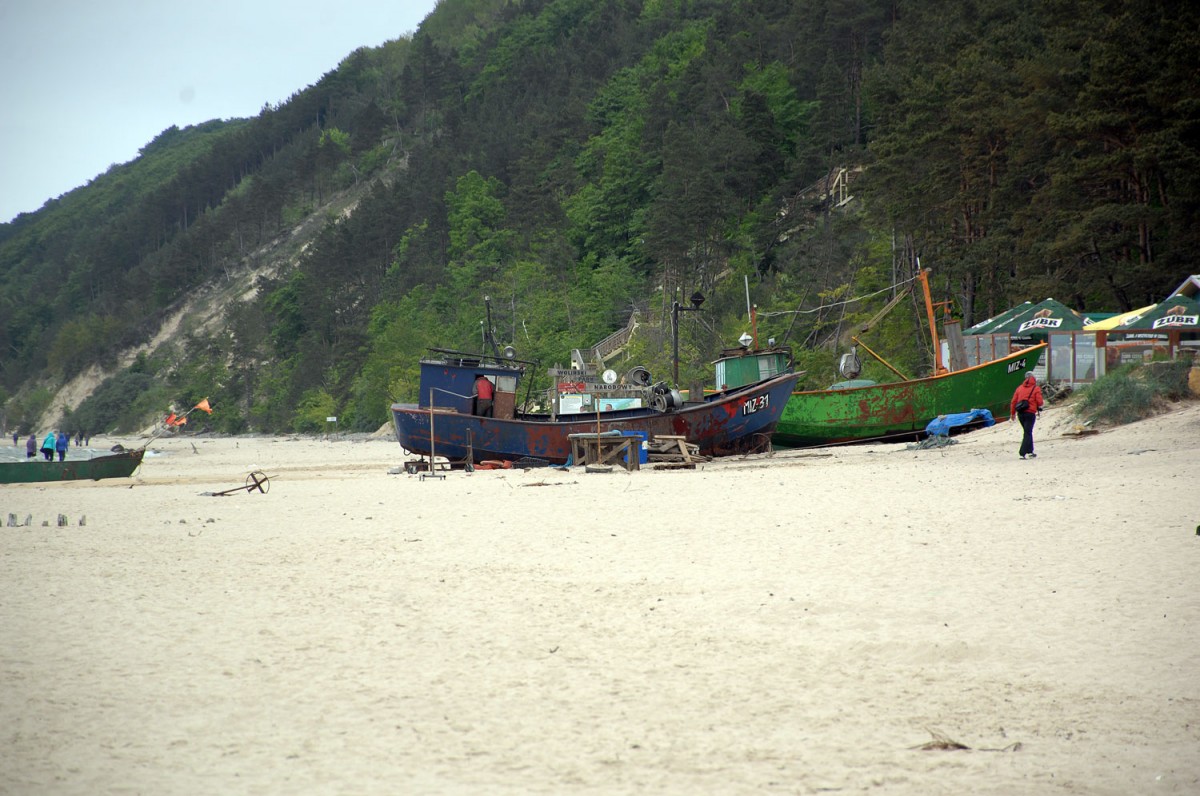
[
  {"x1": 917, "y1": 268, "x2": 947, "y2": 375},
  {"x1": 482, "y1": 297, "x2": 501, "y2": 361}
]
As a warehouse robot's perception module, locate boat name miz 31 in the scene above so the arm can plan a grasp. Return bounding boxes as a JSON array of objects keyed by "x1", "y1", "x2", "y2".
[{"x1": 742, "y1": 394, "x2": 770, "y2": 415}]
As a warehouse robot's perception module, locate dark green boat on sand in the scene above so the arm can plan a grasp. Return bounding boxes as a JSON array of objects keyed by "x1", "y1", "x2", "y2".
[{"x1": 0, "y1": 449, "x2": 145, "y2": 484}]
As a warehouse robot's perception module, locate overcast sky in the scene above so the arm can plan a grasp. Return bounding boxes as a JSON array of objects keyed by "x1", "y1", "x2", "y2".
[{"x1": 0, "y1": 0, "x2": 440, "y2": 224}]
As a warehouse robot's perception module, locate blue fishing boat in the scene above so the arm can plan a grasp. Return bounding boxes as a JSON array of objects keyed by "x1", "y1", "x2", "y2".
[{"x1": 390, "y1": 347, "x2": 799, "y2": 466}]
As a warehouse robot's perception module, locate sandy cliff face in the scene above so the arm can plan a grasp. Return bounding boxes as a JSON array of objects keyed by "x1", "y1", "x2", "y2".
[{"x1": 32, "y1": 190, "x2": 368, "y2": 431}]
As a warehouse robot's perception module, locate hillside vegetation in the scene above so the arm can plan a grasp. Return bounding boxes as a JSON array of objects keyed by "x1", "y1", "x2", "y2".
[{"x1": 2, "y1": 0, "x2": 1197, "y2": 434}]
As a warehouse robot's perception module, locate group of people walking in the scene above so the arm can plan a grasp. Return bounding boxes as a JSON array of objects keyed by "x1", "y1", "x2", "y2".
[{"x1": 12, "y1": 431, "x2": 84, "y2": 462}]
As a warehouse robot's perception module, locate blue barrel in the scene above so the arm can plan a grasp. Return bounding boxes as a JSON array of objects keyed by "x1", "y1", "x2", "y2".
[{"x1": 622, "y1": 431, "x2": 649, "y2": 465}]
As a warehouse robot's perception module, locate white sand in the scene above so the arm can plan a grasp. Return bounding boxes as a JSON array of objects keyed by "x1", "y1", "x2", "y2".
[{"x1": 2, "y1": 404, "x2": 1199, "y2": 794}]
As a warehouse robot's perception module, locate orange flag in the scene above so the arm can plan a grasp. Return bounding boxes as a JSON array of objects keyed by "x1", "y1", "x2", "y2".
[
  {"x1": 165, "y1": 413, "x2": 177, "y2": 426},
  {"x1": 194, "y1": 398, "x2": 213, "y2": 414}
]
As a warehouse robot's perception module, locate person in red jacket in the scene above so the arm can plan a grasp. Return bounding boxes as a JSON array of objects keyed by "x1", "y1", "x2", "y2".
[
  {"x1": 474, "y1": 374, "x2": 495, "y2": 417},
  {"x1": 1010, "y1": 372, "x2": 1045, "y2": 459}
]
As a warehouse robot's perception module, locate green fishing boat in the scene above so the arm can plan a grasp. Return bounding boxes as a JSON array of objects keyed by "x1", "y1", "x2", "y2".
[
  {"x1": 718, "y1": 270, "x2": 1050, "y2": 448},
  {"x1": 0, "y1": 449, "x2": 144, "y2": 485},
  {"x1": 773, "y1": 344, "x2": 1046, "y2": 447}
]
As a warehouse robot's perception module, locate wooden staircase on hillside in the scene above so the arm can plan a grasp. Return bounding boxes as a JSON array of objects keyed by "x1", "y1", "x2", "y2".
[
  {"x1": 588, "y1": 309, "x2": 640, "y2": 364},
  {"x1": 775, "y1": 166, "x2": 863, "y2": 241}
]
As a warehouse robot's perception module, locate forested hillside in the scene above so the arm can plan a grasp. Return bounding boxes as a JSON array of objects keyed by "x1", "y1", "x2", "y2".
[{"x1": 2, "y1": 0, "x2": 1196, "y2": 434}]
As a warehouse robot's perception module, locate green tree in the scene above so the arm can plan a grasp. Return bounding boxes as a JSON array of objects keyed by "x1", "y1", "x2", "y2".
[
  {"x1": 293, "y1": 388, "x2": 338, "y2": 433},
  {"x1": 445, "y1": 170, "x2": 512, "y2": 295}
]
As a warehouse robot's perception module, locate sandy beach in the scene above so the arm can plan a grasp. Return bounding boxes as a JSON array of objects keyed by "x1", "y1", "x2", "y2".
[{"x1": 2, "y1": 402, "x2": 1198, "y2": 794}]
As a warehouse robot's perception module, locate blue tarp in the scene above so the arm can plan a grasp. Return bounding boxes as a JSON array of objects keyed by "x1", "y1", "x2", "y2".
[{"x1": 925, "y1": 408, "x2": 995, "y2": 437}]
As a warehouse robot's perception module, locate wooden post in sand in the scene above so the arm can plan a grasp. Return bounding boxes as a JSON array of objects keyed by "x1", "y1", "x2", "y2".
[
  {"x1": 425, "y1": 389, "x2": 444, "y2": 479},
  {"x1": 584, "y1": 399, "x2": 615, "y2": 473}
]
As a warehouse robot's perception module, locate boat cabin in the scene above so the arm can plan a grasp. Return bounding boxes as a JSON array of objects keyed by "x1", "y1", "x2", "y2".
[
  {"x1": 417, "y1": 349, "x2": 524, "y2": 419},
  {"x1": 713, "y1": 347, "x2": 792, "y2": 390}
]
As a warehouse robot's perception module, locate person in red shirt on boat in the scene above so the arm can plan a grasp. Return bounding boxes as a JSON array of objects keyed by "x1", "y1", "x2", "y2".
[
  {"x1": 474, "y1": 374, "x2": 495, "y2": 417},
  {"x1": 1010, "y1": 371, "x2": 1045, "y2": 459}
]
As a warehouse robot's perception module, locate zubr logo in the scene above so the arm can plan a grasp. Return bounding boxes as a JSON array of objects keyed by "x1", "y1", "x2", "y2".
[
  {"x1": 1017, "y1": 308, "x2": 1063, "y2": 334},
  {"x1": 1151, "y1": 305, "x2": 1199, "y2": 329}
]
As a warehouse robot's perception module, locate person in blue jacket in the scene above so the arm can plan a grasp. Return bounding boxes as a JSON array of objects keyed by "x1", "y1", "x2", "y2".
[
  {"x1": 40, "y1": 432, "x2": 56, "y2": 461},
  {"x1": 55, "y1": 430, "x2": 70, "y2": 462}
]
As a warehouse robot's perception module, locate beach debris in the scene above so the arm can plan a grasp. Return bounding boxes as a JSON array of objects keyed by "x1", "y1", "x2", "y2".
[
  {"x1": 201, "y1": 470, "x2": 271, "y2": 496},
  {"x1": 911, "y1": 729, "x2": 1023, "y2": 753},
  {"x1": 415, "y1": 465, "x2": 447, "y2": 481},
  {"x1": 647, "y1": 435, "x2": 709, "y2": 464},
  {"x1": 912, "y1": 730, "x2": 970, "y2": 751},
  {"x1": 8, "y1": 514, "x2": 85, "y2": 527},
  {"x1": 1042, "y1": 382, "x2": 1073, "y2": 403},
  {"x1": 1062, "y1": 424, "x2": 1099, "y2": 438},
  {"x1": 402, "y1": 457, "x2": 452, "y2": 475},
  {"x1": 906, "y1": 435, "x2": 959, "y2": 451},
  {"x1": 981, "y1": 741, "x2": 1023, "y2": 752}
]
